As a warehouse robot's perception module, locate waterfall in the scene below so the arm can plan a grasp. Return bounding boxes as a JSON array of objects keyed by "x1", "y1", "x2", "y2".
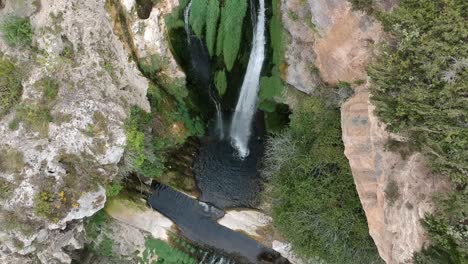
[
  {"x1": 184, "y1": 0, "x2": 224, "y2": 139},
  {"x1": 184, "y1": 1, "x2": 192, "y2": 44},
  {"x1": 230, "y1": 0, "x2": 265, "y2": 158},
  {"x1": 209, "y1": 87, "x2": 225, "y2": 139}
]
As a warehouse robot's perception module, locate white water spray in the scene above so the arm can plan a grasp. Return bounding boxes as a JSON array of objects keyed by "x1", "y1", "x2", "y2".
[
  {"x1": 184, "y1": 0, "x2": 224, "y2": 139},
  {"x1": 230, "y1": 0, "x2": 265, "y2": 158}
]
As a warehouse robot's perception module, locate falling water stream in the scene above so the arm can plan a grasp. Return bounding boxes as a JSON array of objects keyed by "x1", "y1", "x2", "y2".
[{"x1": 230, "y1": 0, "x2": 265, "y2": 158}]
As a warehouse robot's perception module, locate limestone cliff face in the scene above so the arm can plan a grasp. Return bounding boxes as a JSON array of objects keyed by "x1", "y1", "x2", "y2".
[
  {"x1": 0, "y1": 0, "x2": 180, "y2": 263},
  {"x1": 281, "y1": 0, "x2": 443, "y2": 263}
]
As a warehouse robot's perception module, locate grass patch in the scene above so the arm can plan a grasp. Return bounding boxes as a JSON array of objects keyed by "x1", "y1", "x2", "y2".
[
  {"x1": 16, "y1": 103, "x2": 52, "y2": 137},
  {"x1": 36, "y1": 77, "x2": 59, "y2": 103},
  {"x1": 0, "y1": 16, "x2": 32, "y2": 46},
  {"x1": 0, "y1": 58, "x2": 23, "y2": 116},
  {"x1": 264, "y1": 97, "x2": 382, "y2": 263},
  {"x1": 0, "y1": 178, "x2": 14, "y2": 200}
]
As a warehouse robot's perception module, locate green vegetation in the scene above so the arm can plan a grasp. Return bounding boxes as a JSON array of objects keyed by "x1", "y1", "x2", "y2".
[
  {"x1": 367, "y1": 0, "x2": 467, "y2": 261},
  {"x1": 214, "y1": 70, "x2": 227, "y2": 96},
  {"x1": 263, "y1": 97, "x2": 381, "y2": 263},
  {"x1": 270, "y1": 0, "x2": 285, "y2": 70},
  {"x1": 85, "y1": 211, "x2": 117, "y2": 258},
  {"x1": 16, "y1": 103, "x2": 52, "y2": 137},
  {"x1": 218, "y1": 0, "x2": 248, "y2": 70},
  {"x1": 0, "y1": 58, "x2": 23, "y2": 116},
  {"x1": 123, "y1": 86, "x2": 204, "y2": 179},
  {"x1": 0, "y1": 178, "x2": 14, "y2": 200},
  {"x1": 257, "y1": 0, "x2": 285, "y2": 112},
  {"x1": 139, "y1": 54, "x2": 166, "y2": 80},
  {"x1": 138, "y1": 238, "x2": 197, "y2": 264},
  {"x1": 258, "y1": 75, "x2": 283, "y2": 112},
  {"x1": 106, "y1": 182, "x2": 123, "y2": 198},
  {"x1": 205, "y1": 0, "x2": 220, "y2": 56},
  {"x1": 189, "y1": 0, "x2": 208, "y2": 38},
  {"x1": 0, "y1": 16, "x2": 32, "y2": 46},
  {"x1": 36, "y1": 77, "x2": 59, "y2": 103},
  {"x1": 124, "y1": 106, "x2": 166, "y2": 178},
  {"x1": 350, "y1": 0, "x2": 374, "y2": 13}
]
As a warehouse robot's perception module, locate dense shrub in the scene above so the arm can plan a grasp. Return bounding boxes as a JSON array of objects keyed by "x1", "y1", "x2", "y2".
[
  {"x1": 350, "y1": 0, "x2": 374, "y2": 13},
  {"x1": 0, "y1": 58, "x2": 23, "y2": 116},
  {"x1": 124, "y1": 106, "x2": 166, "y2": 178},
  {"x1": 218, "y1": 0, "x2": 248, "y2": 70},
  {"x1": 368, "y1": 0, "x2": 467, "y2": 261},
  {"x1": 205, "y1": 0, "x2": 220, "y2": 56},
  {"x1": 0, "y1": 16, "x2": 32, "y2": 46},
  {"x1": 84, "y1": 211, "x2": 117, "y2": 258},
  {"x1": 214, "y1": 69, "x2": 227, "y2": 96},
  {"x1": 264, "y1": 97, "x2": 382, "y2": 263},
  {"x1": 189, "y1": 0, "x2": 207, "y2": 38}
]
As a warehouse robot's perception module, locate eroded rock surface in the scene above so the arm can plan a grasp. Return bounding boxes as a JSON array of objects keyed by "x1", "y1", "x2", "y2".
[
  {"x1": 310, "y1": 0, "x2": 381, "y2": 85},
  {"x1": 118, "y1": 0, "x2": 184, "y2": 80},
  {"x1": 341, "y1": 88, "x2": 448, "y2": 263},
  {"x1": 105, "y1": 197, "x2": 174, "y2": 242},
  {"x1": 0, "y1": 0, "x2": 180, "y2": 262}
]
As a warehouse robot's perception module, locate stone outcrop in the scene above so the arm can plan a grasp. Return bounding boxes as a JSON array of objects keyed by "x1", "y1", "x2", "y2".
[
  {"x1": 341, "y1": 88, "x2": 448, "y2": 263},
  {"x1": 281, "y1": 0, "x2": 443, "y2": 263},
  {"x1": 0, "y1": 0, "x2": 181, "y2": 263},
  {"x1": 280, "y1": 0, "x2": 320, "y2": 94},
  {"x1": 105, "y1": 197, "x2": 174, "y2": 242},
  {"x1": 117, "y1": 0, "x2": 185, "y2": 80}
]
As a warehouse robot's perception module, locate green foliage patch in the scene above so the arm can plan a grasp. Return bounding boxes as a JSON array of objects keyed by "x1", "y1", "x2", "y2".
[
  {"x1": 0, "y1": 16, "x2": 32, "y2": 46},
  {"x1": 189, "y1": 0, "x2": 208, "y2": 38},
  {"x1": 264, "y1": 97, "x2": 381, "y2": 263},
  {"x1": 139, "y1": 238, "x2": 197, "y2": 264},
  {"x1": 0, "y1": 58, "x2": 23, "y2": 116},
  {"x1": 16, "y1": 103, "x2": 52, "y2": 137},
  {"x1": 214, "y1": 69, "x2": 227, "y2": 96},
  {"x1": 205, "y1": 0, "x2": 220, "y2": 56},
  {"x1": 258, "y1": 75, "x2": 283, "y2": 112},
  {"x1": 85, "y1": 211, "x2": 117, "y2": 258},
  {"x1": 218, "y1": 0, "x2": 248, "y2": 70},
  {"x1": 368, "y1": 0, "x2": 467, "y2": 261}
]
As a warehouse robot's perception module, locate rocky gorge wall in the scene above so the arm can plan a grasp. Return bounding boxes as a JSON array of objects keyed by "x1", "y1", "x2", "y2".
[
  {"x1": 0, "y1": 0, "x2": 181, "y2": 262},
  {"x1": 280, "y1": 0, "x2": 445, "y2": 263}
]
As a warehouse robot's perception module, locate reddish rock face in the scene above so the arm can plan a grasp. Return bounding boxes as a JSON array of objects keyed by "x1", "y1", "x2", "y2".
[
  {"x1": 282, "y1": 0, "x2": 448, "y2": 263},
  {"x1": 311, "y1": 1, "x2": 381, "y2": 85},
  {"x1": 341, "y1": 88, "x2": 448, "y2": 263}
]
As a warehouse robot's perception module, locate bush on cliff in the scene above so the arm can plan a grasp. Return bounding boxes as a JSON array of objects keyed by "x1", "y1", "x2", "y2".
[{"x1": 368, "y1": 0, "x2": 467, "y2": 262}]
